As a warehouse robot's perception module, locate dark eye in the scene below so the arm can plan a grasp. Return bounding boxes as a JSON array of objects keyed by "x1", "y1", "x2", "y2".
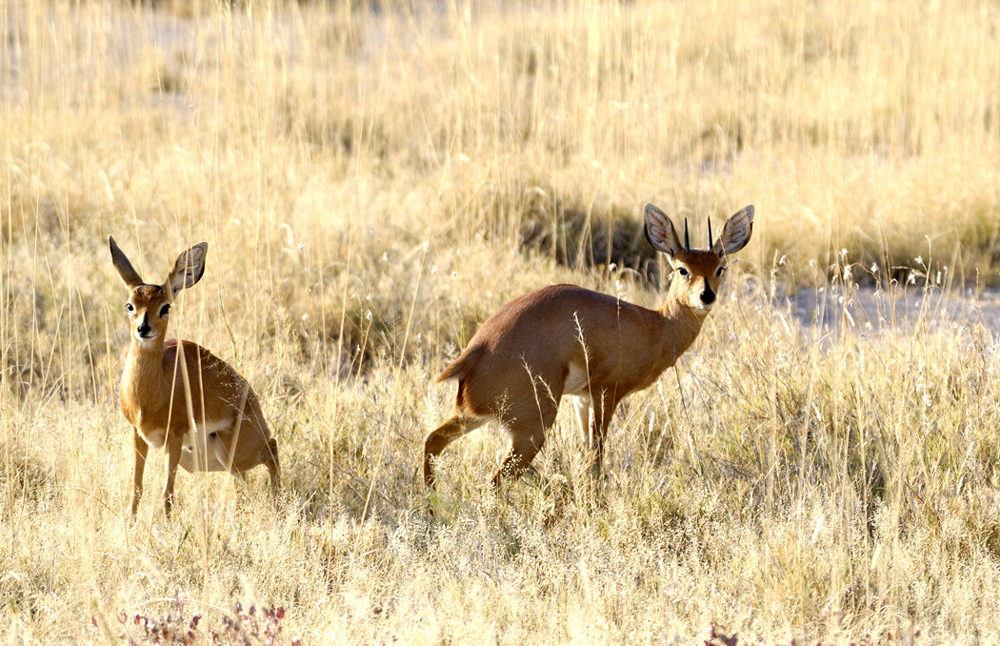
[
  {"x1": 716, "y1": 266, "x2": 726, "y2": 278},
  {"x1": 159, "y1": 303, "x2": 170, "y2": 317},
  {"x1": 677, "y1": 267, "x2": 689, "y2": 277},
  {"x1": 125, "y1": 302, "x2": 134, "y2": 313}
]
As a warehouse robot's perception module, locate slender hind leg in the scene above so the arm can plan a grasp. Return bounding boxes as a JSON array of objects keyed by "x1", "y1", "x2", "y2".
[
  {"x1": 492, "y1": 419, "x2": 549, "y2": 488},
  {"x1": 492, "y1": 391, "x2": 560, "y2": 488},
  {"x1": 264, "y1": 438, "x2": 281, "y2": 497},
  {"x1": 423, "y1": 415, "x2": 485, "y2": 488},
  {"x1": 491, "y1": 373, "x2": 563, "y2": 488}
]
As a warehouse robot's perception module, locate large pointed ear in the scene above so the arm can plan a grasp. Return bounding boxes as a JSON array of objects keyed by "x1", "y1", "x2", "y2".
[
  {"x1": 109, "y1": 236, "x2": 145, "y2": 288},
  {"x1": 644, "y1": 203, "x2": 684, "y2": 257},
  {"x1": 712, "y1": 205, "x2": 754, "y2": 256},
  {"x1": 165, "y1": 242, "x2": 208, "y2": 297}
]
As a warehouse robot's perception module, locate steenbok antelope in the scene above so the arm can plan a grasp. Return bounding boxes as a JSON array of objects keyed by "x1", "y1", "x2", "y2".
[
  {"x1": 109, "y1": 237, "x2": 280, "y2": 518},
  {"x1": 424, "y1": 203, "x2": 754, "y2": 489}
]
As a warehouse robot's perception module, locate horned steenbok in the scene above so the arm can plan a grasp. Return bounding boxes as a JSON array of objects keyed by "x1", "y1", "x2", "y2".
[
  {"x1": 109, "y1": 237, "x2": 280, "y2": 518},
  {"x1": 424, "y1": 203, "x2": 754, "y2": 489}
]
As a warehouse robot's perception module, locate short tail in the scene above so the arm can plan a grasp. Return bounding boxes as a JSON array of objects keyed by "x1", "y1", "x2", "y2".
[{"x1": 435, "y1": 346, "x2": 483, "y2": 383}]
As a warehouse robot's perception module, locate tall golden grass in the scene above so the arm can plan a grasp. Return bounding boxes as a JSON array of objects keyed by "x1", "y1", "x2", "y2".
[{"x1": 1, "y1": 0, "x2": 999, "y2": 643}]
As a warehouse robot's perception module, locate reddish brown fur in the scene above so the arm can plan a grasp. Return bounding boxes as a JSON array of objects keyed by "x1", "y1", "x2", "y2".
[
  {"x1": 110, "y1": 237, "x2": 280, "y2": 518},
  {"x1": 423, "y1": 204, "x2": 753, "y2": 490}
]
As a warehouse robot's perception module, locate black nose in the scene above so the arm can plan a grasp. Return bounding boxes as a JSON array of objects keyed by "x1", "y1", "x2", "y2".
[
  {"x1": 137, "y1": 315, "x2": 151, "y2": 337},
  {"x1": 701, "y1": 280, "x2": 716, "y2": 305}
]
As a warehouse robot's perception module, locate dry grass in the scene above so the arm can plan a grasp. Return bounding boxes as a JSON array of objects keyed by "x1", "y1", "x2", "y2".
[{"x1": 1, "y1": 0, "x2": 999, "y2": 643}]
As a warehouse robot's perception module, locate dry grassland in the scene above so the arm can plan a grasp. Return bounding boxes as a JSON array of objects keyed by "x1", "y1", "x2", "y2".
[{"x1": 1, "y1": 0, "x2": 1000, "y2": 643}]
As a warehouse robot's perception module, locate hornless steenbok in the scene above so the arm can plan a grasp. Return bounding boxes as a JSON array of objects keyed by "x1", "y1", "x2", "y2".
[
  {"x1": 423, "y1": 203, "x2": 754, "y2": 489},
  {"x1": 109, "y1": 237, "x2": 280, "y2": 518}
]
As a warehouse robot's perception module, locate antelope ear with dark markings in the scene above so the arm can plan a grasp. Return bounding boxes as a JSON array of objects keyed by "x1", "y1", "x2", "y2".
[
  {"x1": 713, "y1": 205, "x2": 754, "y2": 257},
  {"x1": 166, "y1": 242, "x2": 209, "y2": 297},
  {"x1": 109, "y1": 236, "x2": 145, "y2": 289},
  {"x1": 643, "y1": 203, "x2": 684, "y2": 257}
]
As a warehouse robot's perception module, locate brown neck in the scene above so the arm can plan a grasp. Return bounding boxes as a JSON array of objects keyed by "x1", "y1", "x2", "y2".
[
  {"x1": 655, "y1": 288, "x2": 708, "y2": 362},
  {"x1": 122, "y1": 337, "x2": 169, "y2": 412}
]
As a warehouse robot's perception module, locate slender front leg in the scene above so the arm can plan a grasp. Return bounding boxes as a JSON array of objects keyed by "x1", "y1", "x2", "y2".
[
  {"x1": 590, "y1": 392, "x2": 620, "y2": 475},
  {"x1": 573, "y1": 395, "x2": 592, "y2": 448},
  {"x1": 265, "y1": 438, "x2": 281, "y2": 499},
  {"x1": 163, "y1": 439, "x2": 183, "y2": 519},
  {"x1": 131, "y1": 428, "x2": 149, "y2": 519}
]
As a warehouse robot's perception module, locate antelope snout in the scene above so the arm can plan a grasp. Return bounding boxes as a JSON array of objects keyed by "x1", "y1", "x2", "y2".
[
  {"x1": 700, "y1": 283, "x2": 716, "y2": 306},
  {"x1": 135, "y1": 315, "x2": 154, "y2": 340}
]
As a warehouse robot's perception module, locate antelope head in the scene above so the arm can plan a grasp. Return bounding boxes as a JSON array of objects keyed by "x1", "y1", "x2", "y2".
[
  {"x1": 109, "y1": 236, "x2": 208, "y2": 347},
  {"x1": 643, "y1": 204, "x2": 754, "y2": 316}
]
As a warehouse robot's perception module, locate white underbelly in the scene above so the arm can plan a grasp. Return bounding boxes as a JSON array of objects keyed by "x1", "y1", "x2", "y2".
[
  {"x1": 179, "y1": 419, "x2": 232, "y2": 473},
  {"x1": 563, "y1": 361, "x2": 591, "y2": 396},
  {"x1": 137, "y1": 420, "x2": 233, "y2": 473}
]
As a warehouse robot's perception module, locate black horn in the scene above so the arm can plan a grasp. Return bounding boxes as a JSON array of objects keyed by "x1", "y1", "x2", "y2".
[
  {"x1": 707, "y1": 217, "x2": 713, "y2": 248},
  {"x1": 684, "y1": 218, "x2": 690, "y2": 253}
]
